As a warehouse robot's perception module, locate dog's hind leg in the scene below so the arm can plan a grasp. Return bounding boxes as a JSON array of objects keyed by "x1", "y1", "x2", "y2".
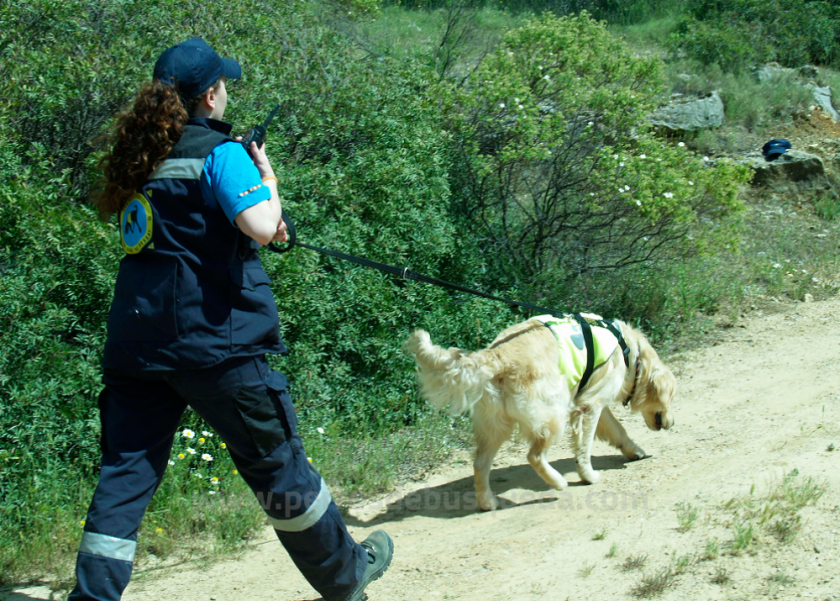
[
  {"x1": 473, "y1": 420, "x2": 513, "y2": 511},
  {"x1": 596, "y1": 406, "x2": 647, "y2": 460},
  {"x1": 527, "y1": 421, "x2": 568, "y2": 491},
  {"x1": 569, "y1": 402, "x2": 604, "y2": 485}
]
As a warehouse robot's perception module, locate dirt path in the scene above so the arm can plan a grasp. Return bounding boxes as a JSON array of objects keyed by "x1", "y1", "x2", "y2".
[{"x1": 12, "y1": 299, "x2": 840, "y2": 601}]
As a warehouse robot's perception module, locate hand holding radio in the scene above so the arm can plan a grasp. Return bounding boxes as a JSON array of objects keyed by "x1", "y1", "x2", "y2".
[{"x1": 240, "y1": 103, "x2": 281, "y2": 153}]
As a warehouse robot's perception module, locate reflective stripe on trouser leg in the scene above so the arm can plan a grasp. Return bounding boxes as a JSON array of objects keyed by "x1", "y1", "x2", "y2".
[
  {"x1": 265, "y1": 477, "x2": 332, "y2": 531},
  {"x1": 79, "y1": 532, "x2": 137, "y2": 562},
  {"x1": 68, "y1": 536, "x2": 134, "y2": 601},
  {"x1": 272, "y1": 499, "x2": 367, "y2": 601}
]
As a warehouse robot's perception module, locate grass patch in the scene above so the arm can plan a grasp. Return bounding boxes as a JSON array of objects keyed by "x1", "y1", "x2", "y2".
[
  {"x1": 701, "y1": 538, "x2": 720, "y2": 561},
  {"x1": 579, "y1": 562, "x2": 596, "y2": 578},
  {"x1": 675, "y1": 502, "x2": 699, "y2": 533},
  {"x1": 814, "y1": 191, "x2": 840, "y2": 222},
  {"x1": 664, "y1": 61, "x2": 813, "y2": 136},
  {"x1": 723, "y1": 469, "x2": 826, "y2": 555},
  {"x1": 592, "y1": 528, "x2": 608, "y2": 541},
  {"x1": 607, "y1": 543, "x2": 619, "y2": 558},
  {"x1": 306, "y1": 411, "x2": 469, "y2": 498},
  {"x1": 766, "y1": 572, "x2": 795, "y2": 587},
  {"x1": 711, "y1": 566, "x2": 731, "y2": 585},
  {"x1": 671, "y1": 554, "x2": 694, "y2": 575},
  {"x1": 622, "y1": 554, "x2": 649, "y2": 572},
  {"x1": 631, "y1": 567, "x2": 679, "y2": 598}
]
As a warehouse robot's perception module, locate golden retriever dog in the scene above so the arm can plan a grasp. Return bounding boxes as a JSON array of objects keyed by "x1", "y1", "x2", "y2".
[{"x1": 404, "y1": 315, "x2": 676, "y2": 511}]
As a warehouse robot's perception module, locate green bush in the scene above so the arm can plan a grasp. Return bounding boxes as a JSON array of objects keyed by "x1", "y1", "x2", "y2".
[
  {"x1": 442, "y1": 12, "x2": 750, "y2": 313},
  {"x1": 670, "y1": 0, "x2": 840, "y2": 73},
  {"x1": 0, "y1": 0, "x2": 513, "y2": 583}
]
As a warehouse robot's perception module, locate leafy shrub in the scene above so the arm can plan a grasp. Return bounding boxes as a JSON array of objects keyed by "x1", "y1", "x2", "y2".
[
  {"x1": 670, "y1": 0, "x2": 840, "y2": 73},
  {"x1": 382, "y1": 0, "x2": 690, "y2": 25},
  {"x1": 0, "y1": 0, "x2": 514, "y2": 583},
  {"x1": 443, "y1": 12, "x2": 750, "y2": 314}
]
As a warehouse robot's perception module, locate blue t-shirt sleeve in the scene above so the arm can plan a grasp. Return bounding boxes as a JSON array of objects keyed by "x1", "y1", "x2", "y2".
[{"x1": 199, "y1": 141, "x2": 272, "y2": 226}]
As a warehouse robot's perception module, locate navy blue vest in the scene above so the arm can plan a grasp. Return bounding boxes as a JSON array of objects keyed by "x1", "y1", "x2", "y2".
[{"x1": 103, "y1": 118, "x2": 287, "y2": 370}]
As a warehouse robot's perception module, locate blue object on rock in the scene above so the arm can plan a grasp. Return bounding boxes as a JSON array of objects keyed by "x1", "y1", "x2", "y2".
[{"x1": 762, "y1": 138, "x2": 791, "y2": 161}]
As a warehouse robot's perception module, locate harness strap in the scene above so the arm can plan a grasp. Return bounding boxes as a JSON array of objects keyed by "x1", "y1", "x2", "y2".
[
  {"x1": 600, "y1": 319, "x2": 630, "y2": 367},
  {"x1": 575, "y1": 314, "x2": 596, "y2": 394},
  {"x1": 623, "y1": 346, "x2": 642, "y2": 406}
]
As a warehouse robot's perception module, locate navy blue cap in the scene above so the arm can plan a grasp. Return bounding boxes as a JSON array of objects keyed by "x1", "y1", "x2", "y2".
[
  {"x1": 153, "y1": 37, "x2": 241, "y2": 100},
  {"x1": 762, "y1": 138, "x2": 791, "y2": 162}
]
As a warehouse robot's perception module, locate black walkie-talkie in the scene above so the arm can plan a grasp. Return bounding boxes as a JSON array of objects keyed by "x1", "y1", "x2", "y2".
[{"x1": 240, "y1": 103, "x2": 281, "y2": 152}]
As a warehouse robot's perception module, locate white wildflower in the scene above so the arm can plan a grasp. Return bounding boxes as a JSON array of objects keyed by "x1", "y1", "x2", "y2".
[
  {"x1": 624, "y1": 185, "x2": 630, "y2": 191},
  {"x1": 182, "y1": 429, "x2": 195, "y2": 439},
  {"x1": 499, "y1": 103, "x2": 505, "y2": 109},
  {"x1": 640, "y1": 154, "x2": 646, "y2": 159},
  {"x1": 773, "y1": 263, "x2": 781, "y2": 268},
  {"x1": 187, "y1": 448, "x2": 196, "y2": 455},
  {"x1": 688, "y1": 181, "x2": 694, "y2": 186},
  {"x1": 317, "y1": 427, "x2": 325, "y2": 435},
  {"x1": 678, "y1": 142, "x2": 685, "y2": 147},
  {"x1": 636, "y1": 200, "x2": 642, "y2": 206},
  {"x1": 201, "y1": 454, "x2": 213, "y2": 462}
]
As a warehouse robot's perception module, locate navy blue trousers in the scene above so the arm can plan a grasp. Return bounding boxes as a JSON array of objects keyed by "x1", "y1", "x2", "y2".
[{"x1": 68, "y1": 355, "x2": 365, "y2": 601}]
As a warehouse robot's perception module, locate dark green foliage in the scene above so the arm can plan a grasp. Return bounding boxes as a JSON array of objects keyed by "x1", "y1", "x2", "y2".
[
  {"x1": 671, "y1": 0, "x2": 840, "y2": 72},
  {"x1": 0, "y1": 0, "x2": 512, "y2": 583},
  {"x1": 443, "y1": 13, "x2": 748, "y2": 312},
  {"x1": 382, "y1": 0, "x2": 689, "y2": 25}
]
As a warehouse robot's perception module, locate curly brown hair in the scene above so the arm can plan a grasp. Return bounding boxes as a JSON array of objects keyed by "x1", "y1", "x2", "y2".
[{"x1": 91, "y1": 79, "x2": 218, "y2": 220}]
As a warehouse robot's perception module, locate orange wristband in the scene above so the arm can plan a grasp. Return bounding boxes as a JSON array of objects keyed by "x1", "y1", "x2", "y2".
[{"x1": 261, "y1": 176, "x2": 277, "y2": 184}]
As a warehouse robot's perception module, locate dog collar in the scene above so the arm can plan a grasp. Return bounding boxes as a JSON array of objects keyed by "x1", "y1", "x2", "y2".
[{"x1": 623, "y1": 345, "x2": 642, "y2": 406}]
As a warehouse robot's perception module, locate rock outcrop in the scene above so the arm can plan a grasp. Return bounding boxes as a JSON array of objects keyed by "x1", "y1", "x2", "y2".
[{"x1": 648, "y1": 91, "x2": 725, "y2": 134}]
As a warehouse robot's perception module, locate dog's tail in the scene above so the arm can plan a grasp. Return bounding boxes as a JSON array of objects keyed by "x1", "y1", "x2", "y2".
[{"x1": 403, "y1": 329, "x2": 499, "y2": 416}]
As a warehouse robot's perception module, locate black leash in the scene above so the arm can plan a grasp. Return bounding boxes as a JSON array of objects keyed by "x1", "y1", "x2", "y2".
[
  {"x1": 268, "y1": 209, "x2": 565, "y2": 317},
  {"x1": 271, "y1": 211, "x2": 640, "y2": 399}
]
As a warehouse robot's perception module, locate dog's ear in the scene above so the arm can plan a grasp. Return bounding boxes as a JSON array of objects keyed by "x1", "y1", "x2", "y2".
[{"x1": 649, "y1": 367, "x2": 676, "y2": 403}]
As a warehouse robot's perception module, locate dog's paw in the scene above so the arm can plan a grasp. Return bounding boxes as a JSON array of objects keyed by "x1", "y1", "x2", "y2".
[
  {"x1": 478, "y1": 492, "x2": 499, "y2": 511},
  {"x1": 579, "y1": 469, "x2": 601, "y2": 485},
  {"x1": 622, "y1": 445, "x2": 647, "y2": 461},
  {"x1": 550, "y1": 475, "x2": 569, "y2": 490}
]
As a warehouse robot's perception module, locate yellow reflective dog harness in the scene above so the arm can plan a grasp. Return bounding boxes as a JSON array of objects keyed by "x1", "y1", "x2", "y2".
[{"x1": 534, "y1": 313, "x2": 625, "y2": 393}]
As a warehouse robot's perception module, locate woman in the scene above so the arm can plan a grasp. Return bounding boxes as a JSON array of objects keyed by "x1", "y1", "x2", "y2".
[{"x1": 70, "y1": 37, "x2": 392, "y2": 601}]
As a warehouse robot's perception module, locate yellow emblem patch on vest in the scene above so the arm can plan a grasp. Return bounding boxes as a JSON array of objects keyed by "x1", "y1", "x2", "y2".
[
  {"x1": 534, "y1": 314, "x2": 620, "y2": 389},
  {"x1": 120, "y1": 192, "x2": 153, "y2": 254}
]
